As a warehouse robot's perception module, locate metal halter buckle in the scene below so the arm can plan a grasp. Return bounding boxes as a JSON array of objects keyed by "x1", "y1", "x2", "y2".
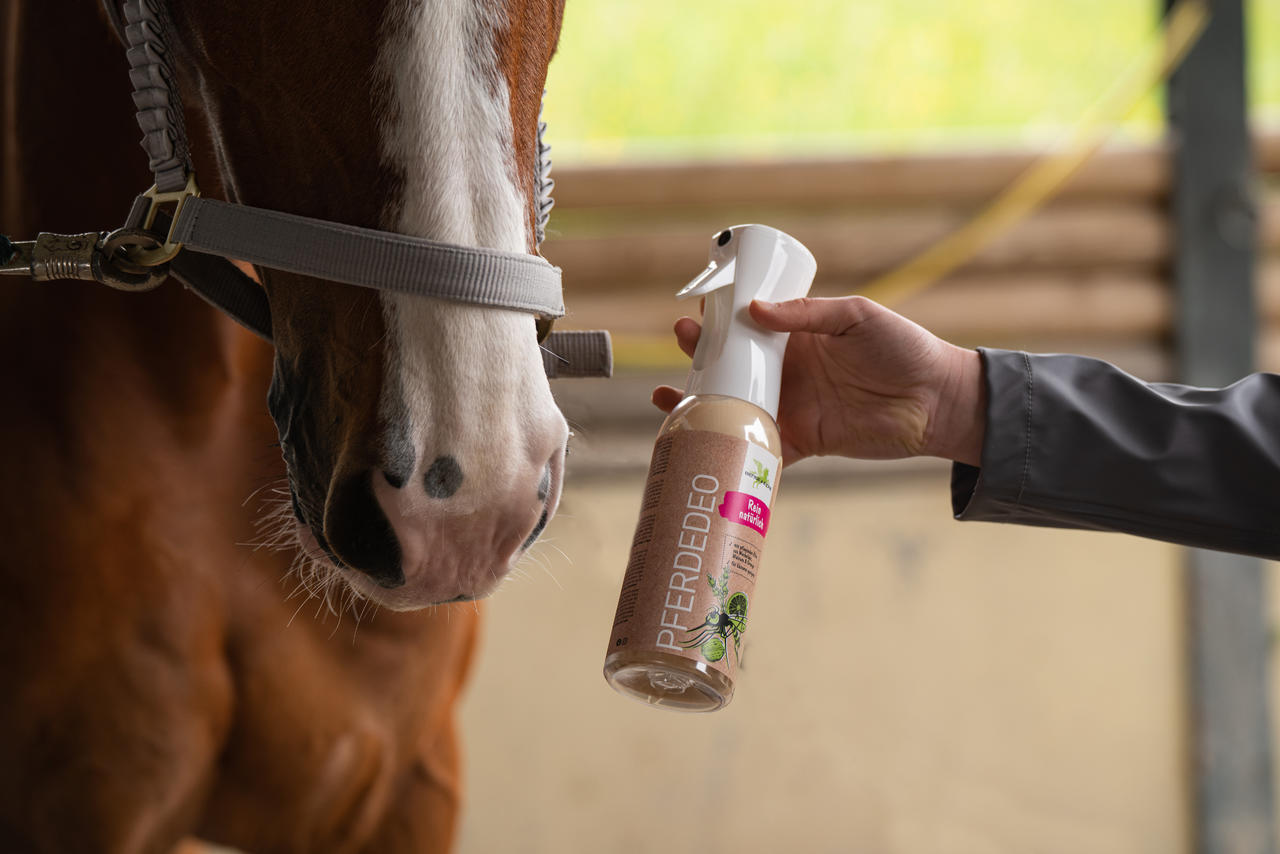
[{"x1": 119, "y1": 172, "x2": 200, "y2": 268}]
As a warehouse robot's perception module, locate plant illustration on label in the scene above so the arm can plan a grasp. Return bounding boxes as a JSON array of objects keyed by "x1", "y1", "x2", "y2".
[{"x1": 682, "y1": 562, "x2": 749, "y2": 663}]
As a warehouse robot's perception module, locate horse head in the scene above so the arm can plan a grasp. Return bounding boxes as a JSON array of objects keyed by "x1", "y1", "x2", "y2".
[{"x1": 167, "y1": 0, "x2": 568, "y2": 609}]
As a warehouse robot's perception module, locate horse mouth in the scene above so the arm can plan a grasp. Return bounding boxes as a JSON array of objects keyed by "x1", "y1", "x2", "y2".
[
  {"x1": 285, "y1": 482, "x2": 394, "y2": 604},
  {"x1": 283, "y1": 454, "x2": 562, "y2": 610}
]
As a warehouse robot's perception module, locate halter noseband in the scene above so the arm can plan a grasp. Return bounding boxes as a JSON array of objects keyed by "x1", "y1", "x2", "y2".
[{"x1": 0, "y1": 0, "x2": 611, "y2": 380}]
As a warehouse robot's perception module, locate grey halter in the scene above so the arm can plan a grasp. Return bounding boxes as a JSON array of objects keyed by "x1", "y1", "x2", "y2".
[{"x1": 0, "y1": 0, "x2": 611, "y2": 380}]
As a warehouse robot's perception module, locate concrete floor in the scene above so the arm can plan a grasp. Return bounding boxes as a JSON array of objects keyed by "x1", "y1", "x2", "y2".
[{"x1": 457, "y1": 459, "x2": 1189, "y2": 854}]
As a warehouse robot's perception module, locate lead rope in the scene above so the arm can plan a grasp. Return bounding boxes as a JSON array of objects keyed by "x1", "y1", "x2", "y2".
[
  {"x1": 0, "y1": 0, "x2": 612, "y2": 379},
  {"x1": 121, "y1": 0, "x2": 190, "y2": 193}
]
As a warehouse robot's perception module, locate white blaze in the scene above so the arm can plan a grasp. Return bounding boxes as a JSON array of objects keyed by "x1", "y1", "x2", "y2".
[
  {"x1": 378, "y1": 0, "x2": 527, "y2": 252},
  {"x1": 374, "y1": 0, "x2": 563, "y2": 523}
]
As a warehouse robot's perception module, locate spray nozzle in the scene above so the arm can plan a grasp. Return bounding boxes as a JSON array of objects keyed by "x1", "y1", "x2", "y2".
[
  {"x1": 676, "y1": 227, "x2": 744, "y2": 300},
  {"x1": 672, "y1": 225, "x2": 817, "y2": 419}
]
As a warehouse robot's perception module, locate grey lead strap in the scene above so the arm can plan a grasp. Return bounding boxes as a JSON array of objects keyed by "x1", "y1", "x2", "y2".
[{"x1": 171, "y1": 197, "x2": 566, "y2": 318}]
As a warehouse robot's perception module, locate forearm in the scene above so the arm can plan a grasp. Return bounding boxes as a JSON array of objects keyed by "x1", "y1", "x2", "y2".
[{"x1": 951, "y1": 348, "x2": 1280, "y2": 559}]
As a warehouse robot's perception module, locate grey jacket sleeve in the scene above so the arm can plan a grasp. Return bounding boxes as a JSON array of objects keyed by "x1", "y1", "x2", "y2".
[{"x1": 951, "y1": 348, "x2": 1280, "y2": 559}]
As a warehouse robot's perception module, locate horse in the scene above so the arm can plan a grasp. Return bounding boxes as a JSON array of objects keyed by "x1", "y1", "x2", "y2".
[{"x1": 0, "y1": 0, "x2": 569, "y2": 850}]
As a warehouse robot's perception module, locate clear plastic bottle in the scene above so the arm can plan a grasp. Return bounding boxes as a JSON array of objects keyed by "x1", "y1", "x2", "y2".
[{"x1": 603, "y1": 225, "x2": 816, "y2": 712}]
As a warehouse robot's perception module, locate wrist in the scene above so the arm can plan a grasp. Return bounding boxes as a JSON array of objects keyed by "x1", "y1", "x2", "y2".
[{"x1": 923, "y1": 345, "x2": 986, "y2": 466}]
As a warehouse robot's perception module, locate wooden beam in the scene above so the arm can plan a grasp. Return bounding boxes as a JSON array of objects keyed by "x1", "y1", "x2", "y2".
[
  {"x1": 549, "y1": 202, "x2": 1172, "y2": 290},
  {"x1": 564, "y1": 267, "x2": 1173, "y2": 339},
  {"x1": 563, "y1": 256, "x2": 1279, "y2": 342},
  {"x1": 548, "y1": 188, "x2": 1275, "y2": 297},
  {"x1": 550, "y1": 132, "x2": 1279, "y2": 211}
]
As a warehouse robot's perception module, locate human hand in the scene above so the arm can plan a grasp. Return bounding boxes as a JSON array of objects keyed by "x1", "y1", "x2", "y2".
[{"x1": 652, "y1": 297, "x2": 986, "y2": 467}]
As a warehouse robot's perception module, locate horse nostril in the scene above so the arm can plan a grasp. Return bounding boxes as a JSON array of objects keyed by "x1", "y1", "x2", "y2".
[
  {"x1": 313, "y1": 531, "x2": 348, "y2": 569},
  {"x1": 326, "y1": 474, "x2": 405, "y2": 589},
  {"x1": 524, "y1": 461, "x2": 555, "y2": 550},
  {"x1": 289, "y1": 487, "x2": 307, "y2": 524},
  {"x1": 537, "y1": 463, "x2": 551, "y2": 502},
  {"x1": 522, "y1": 508, "x2": 550, "y2": 551},
  {"x1": 382, "y1": 469, "x2": 405, "y2": 489},
  {"x1": 423, "y1": 455, "x2": 464, "y2": 498}
]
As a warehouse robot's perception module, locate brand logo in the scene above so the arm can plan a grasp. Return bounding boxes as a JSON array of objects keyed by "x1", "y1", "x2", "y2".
[
  {"x1": 745, "y1": 459, "x2": 772, "y2": 490},
  {"x1": 739, "y1": 445, "x2": 778, "y2": 502}
]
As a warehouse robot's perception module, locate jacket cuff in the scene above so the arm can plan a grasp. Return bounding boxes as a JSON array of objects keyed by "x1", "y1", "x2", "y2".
[{"x1": 952, "y1": 348, "x2": 1033, "y2": 521}]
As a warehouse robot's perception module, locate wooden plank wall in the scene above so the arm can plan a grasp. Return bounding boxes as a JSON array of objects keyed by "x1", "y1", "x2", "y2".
[{"x1": 545, "y1": 132, "x2": 1280, "y2": 380}]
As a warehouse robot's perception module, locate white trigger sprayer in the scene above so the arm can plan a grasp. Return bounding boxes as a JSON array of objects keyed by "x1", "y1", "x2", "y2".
[
  {"x1": 676, "y1": 225, "x2": 817, "y2": 419},
  {"x1": 604, "y1": 224, "x2": 817, "y2": 713}
]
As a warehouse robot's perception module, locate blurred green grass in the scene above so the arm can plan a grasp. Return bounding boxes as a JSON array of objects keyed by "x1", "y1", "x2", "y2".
[{"x1": 545, "y1": 0, "x2": 1279, "y2": 162}]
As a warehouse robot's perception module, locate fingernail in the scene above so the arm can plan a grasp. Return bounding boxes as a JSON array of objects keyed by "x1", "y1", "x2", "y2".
[{"x1": 753, "y1": 300, "x2": 776, "y2": 309}]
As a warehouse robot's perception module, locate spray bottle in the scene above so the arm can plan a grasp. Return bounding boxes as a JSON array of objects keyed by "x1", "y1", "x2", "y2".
[{"x1": 603, "y1": 224, "x2": 817, "y2": 712}]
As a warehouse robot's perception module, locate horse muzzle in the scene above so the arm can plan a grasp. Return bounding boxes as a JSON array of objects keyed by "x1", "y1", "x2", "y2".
[{"x1": 288, "y1": 443, "x2": 565, "y2": 609}]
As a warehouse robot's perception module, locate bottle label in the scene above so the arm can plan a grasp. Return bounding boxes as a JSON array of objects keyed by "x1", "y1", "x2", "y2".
[{"x1": 608, "y1": 430, "x2": 780, "y2": 681}]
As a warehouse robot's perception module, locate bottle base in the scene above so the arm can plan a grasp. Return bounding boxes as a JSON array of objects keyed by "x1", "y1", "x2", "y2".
[{"x1": 603, "y1": 650, "x2": 734, "y2": 713}]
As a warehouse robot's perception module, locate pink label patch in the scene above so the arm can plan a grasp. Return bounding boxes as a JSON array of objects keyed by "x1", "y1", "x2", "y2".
[{"x1": 718, "y1": 491, "x2": 770, "y2": 537}]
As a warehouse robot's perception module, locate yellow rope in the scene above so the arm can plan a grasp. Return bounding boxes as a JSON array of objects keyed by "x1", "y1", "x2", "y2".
[
  {"x1": 608, "y1": 0, "x2": 1210, "y2": 371},
  {"x1": 855, "y1": 0, "x2": 1209, "y2": 307}
]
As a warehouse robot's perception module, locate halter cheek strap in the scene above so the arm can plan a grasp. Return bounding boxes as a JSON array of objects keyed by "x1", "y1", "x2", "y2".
[{"x1": 87, "y1": 0, "x2": 612, "y2": 378}]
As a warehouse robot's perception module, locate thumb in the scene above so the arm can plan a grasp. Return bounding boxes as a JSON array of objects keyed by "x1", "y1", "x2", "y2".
[{"x1": 750, "y1": 296, "x2": 874, "y2": 337}]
